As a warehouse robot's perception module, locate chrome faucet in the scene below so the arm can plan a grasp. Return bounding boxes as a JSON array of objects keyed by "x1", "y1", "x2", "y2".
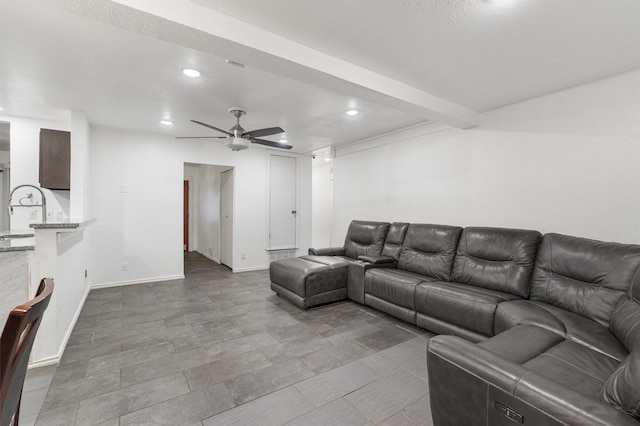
[{"x1": 8, "y1": 184, "x2": 47, "y2": 223}]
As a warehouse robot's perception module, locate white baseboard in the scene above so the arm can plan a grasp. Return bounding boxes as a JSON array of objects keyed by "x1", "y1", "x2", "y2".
[
  {"x1": 196, "y1": 250, "x2": 220, "y2": 264},
  {"x1": 91, "y1": 274, "x2": 185, "y2": 290},
  {"x1": 28, "y1": 284, "x2": 92, "y2": 369},
  {"x1": 232, "y1": 265, "x2": 269, "y2": 273},
  {"x1": 28, "y1": 356, "x2": 60, "y2": 369}
]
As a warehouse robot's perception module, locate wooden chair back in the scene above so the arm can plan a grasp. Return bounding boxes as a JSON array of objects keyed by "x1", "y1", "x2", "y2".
[{"x1": 0, "y1": 278, "x2": 54, "y2": 426}]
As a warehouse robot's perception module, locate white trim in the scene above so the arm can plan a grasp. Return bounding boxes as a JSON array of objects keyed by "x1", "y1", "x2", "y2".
[
  {"x1": 266, "y1": 246, "x2": 299, "y2": 251},
  {"x1": 27, "y1": 356, "x2": 60, "y2": 369},
  {"x1": 266, "y1": 152, "x2": 298, "y2": 250},
  {"x1": 232, "y1": 265, "x2": 268, "y2": 273},
  {"x1": 184, "y1": 175, "x2": 196, "y2": 252},
  {"x1": 335, "y1": 121, "x2": 452, "y2": 156},
  {"x1": 90, "y1": 274, "x2": 185, "y2": 289},
  {"x1": 28, "y1": 284, "x2": 91, "y2": 368}
]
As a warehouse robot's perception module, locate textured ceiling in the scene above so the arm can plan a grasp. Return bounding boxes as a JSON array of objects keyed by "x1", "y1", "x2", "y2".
[
  {"x1": 0, "y1": 0, "x2": 638, "y2": 154},
  {"x1": 194, "y1": 0, "x2": 640, "y2": 111}
]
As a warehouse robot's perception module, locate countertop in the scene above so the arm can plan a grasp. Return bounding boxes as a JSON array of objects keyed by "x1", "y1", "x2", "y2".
[
  {"x1": 0, "y1": 219, "x2": 92, "y2": 252},
  {"x1": 29, "y1": 220, "x2": 80, "y2": 230},
  {"x1": 0, "y1": 230, "x2": 35, "y2": 252}
]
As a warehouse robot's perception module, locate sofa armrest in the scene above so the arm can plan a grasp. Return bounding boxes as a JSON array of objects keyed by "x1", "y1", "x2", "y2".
[
  {"x1": 358, "y1": 255, "x2": 396, "y2": 265},
  {"x1": 308, "y1": 247, "x2": 345, "y2": 256},
  {"x1": 427, "y1": 335, "x2": 637, "y2": 426},
  {"x1": 347, "y1": 260, "x2": 397, "y2": 305}
]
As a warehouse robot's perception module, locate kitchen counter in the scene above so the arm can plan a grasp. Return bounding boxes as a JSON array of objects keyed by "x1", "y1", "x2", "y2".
[
  {"x1": 0, "y1": 219, "x2": 88, "y2": 252},
  {"x1": 30, "y1": 220, "x2": 80, "y2": 230},
  {"x1": 0, "y1": 230, "x2": 35, "y2": 252}
]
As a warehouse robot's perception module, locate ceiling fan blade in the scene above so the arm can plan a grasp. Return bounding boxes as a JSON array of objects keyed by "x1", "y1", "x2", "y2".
[
  {"x1": 191, "y1": 120, "x2": 234, "y2": 136},
  {"x1": 250, "y1": 138, "x2": 293, "y2": 150},
  {"x1": 175, "y1": 136, "x2": 227, "y2": 139},
  {"x1": 243, "y1": 127, "x2": 284, "y2": 138}
]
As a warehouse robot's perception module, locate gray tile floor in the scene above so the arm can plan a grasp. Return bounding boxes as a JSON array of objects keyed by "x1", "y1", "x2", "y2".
[{"x1": 23, "y1": 252, "x2": 435, "y2": 425}]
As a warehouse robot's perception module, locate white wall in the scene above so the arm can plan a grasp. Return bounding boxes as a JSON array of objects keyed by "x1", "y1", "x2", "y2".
[
  {"x1": 70, "y1": 111, "x2": 91, "y2": 220},
  {"x1": 332, "y1": 70, "x2": 640, "y2": 244},
  {"x1": 3, "y1": 115, "x2": 71, "y2": 229},
  {"x1": 0, "y1": 113, "x2": 92, "y2": 365},
  {"x1": 90, "y1": 127, "x2": 312, "y2": 286},
  {"x1": 194, "y1": 163, "x2": 227, "y2": 262},
  {"x1": 311, "y1": 158, "x2": 333, "y2": 248}
]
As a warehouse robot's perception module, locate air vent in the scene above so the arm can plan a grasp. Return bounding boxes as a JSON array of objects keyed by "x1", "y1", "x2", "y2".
[{"x1": 226, "y1": 60, "x2": 245, "y2": 68}]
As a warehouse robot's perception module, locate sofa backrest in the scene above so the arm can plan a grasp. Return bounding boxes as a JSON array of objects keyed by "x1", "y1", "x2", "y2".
[
  {"x1": 398, "y1": 224, "x2": 463, "y2": 280},
  {"x1": 530, "y1": 233, "x2": 640, "y2": 327},
  {"x1": 343, "y1": 220, "x2": 390, "y2": 259},
  {"x1": 450, "y1": 227, "x2": 541, "y2": 298},
  {"x1": 610, "y1": 278, "x2": 640, "y2": 353},
  {"x1": 381, "y1": 222, "x2": 410, "y2": 261}
]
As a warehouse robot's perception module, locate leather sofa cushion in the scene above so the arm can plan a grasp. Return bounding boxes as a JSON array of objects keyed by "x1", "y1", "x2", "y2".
[
  {"x1": 397, "y1": 224, "x2": 462, "y2": 280},
  {"x1": 364, "y1": 268, "x2": 434, "y2": 310},
  {"x1": 343, "y1": 220, "x2": 390, "y2": 259},
  {"x1": 496, "y1": 300, "x2": 628, "y2": 362},
  {"x1": 450, "y1": 227, "x2": 541, "y2": 298},
  {"x1": 524, "y1": 340, "x2": 620, "y2": 399},
  {"x1": 381, "y1": 222, "x2": 409, "y2": 261},
  {"x1": 415, "y1": 281, "x2": 519, "y2": 336},
  {"x1": 300, "y1": 255, "x2": 351, "y2": 266},
  {"x1": 478, "y1": 324, "x2": 563, "y2": 364},
  {"x1": 269, "y1": 257, "x2": 345, "y2": 297},
  {"x1": 601, "y1": 351, "x2": 640, "y2": 418},
  {"x1": 611, "y1": 299, "x2": 640, "y2": 353},
  {"x1": 530, "y1": 233, "x2": 640, "y2": 326}
]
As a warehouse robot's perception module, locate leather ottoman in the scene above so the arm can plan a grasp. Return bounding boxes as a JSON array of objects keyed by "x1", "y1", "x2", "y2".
[{"x1": 269, "y1": 257, "x2": 348, "y2": 309}]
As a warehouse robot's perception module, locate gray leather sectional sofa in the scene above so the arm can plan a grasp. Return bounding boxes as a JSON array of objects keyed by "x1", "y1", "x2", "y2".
[{"x1": 269, "y1": 220, "x2": 640, "y2": 425}]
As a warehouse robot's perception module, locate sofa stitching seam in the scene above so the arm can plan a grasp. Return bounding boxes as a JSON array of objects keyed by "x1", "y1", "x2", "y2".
[
  {"x1": 536, "y1": 353, "x2": 607, "y2": 383},
  {"x1": 544, "y1": 236, "x2": 552, "y2": 303},
  {"x1": 623, "y1": 317, "x2": 640, "y2": 348},
  {"x1": 496, "y1": 305, "x2": 523, "y2": 327},
  {"x1": 512, "y1": 371, "x2": 571, "y2": 426},
  {"x1": 631, "y1": 265, "x2": 640, "y2": 301},
  {"x1": 424, "y1": 287, "x2": 501, "y2": 305},
  {"x1": 431, "y1": 353, "x2": 573, "y2": 425}
]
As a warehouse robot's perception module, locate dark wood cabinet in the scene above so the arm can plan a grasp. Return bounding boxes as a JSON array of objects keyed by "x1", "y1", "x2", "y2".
[{"x1": 39, "y1": 129, "x2": 70, "y2": 190}]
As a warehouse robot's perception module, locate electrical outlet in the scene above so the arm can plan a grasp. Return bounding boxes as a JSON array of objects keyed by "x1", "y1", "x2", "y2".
[
  {"x1": 121, "y1": 262, "x2": 128, "y2": 271},
  {"x1": 29, "y1": 211, "x2": 37, "y2": 219},
  {"x1": 241, "y1": 253, "x2": 246, "y2": 260}
]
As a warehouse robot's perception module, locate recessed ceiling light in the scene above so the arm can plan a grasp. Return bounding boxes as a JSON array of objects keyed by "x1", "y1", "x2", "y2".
[
  {"x1": 346, "y1": 109, "x2": 359, "y2": 116},
  {"x1": 324, "y1": 157, "x2": 331, "y2": 162},
  {"x1": 279, "y1": 139, "x2": 288, "y2": 143},
  {"x1": 160, "y1": 120, "x2": 173, "y2": 126},
  {"x1": 0, "y1": 107, "x2": 4, "y2": 111},
  {"x1": 182, "y1": 68, "x2": 201, "y2": 78}
]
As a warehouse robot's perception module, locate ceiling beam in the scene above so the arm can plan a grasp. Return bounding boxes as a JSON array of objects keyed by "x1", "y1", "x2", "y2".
[{"x1": 49, "y1": 0, "x2": 479, "y2": 128}]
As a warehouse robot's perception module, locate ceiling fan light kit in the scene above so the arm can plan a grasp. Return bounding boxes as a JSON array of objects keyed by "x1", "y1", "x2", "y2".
[
  {"x1": 177, "y1": 107, "x2": 292, "y2": 151},
  {"x1": 226, "y1": 136, "x2": 251, "y2": 151}
]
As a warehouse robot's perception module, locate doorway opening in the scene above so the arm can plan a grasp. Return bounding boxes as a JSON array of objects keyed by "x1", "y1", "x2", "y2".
[{"x1": 183, "y1": 163, "x2": 234, "y2": 273}]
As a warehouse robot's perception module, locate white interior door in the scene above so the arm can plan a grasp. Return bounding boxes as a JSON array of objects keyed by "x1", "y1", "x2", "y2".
[
  {"x1": 220, "y1": 169, "x2": 233, "y2": 268},
  {"x1": 269, "y1": 155, "x2": 297, "y2": 249}
]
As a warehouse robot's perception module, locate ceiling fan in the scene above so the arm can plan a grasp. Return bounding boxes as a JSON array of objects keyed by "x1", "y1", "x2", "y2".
[{"x1": 176, "y1": 108, "x2": 292, "y2": 151}]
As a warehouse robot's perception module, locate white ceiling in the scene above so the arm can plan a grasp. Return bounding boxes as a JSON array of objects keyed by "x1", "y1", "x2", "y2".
[{"x1": 0, "y1": 0, "x2": 638, "y2": 154}]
